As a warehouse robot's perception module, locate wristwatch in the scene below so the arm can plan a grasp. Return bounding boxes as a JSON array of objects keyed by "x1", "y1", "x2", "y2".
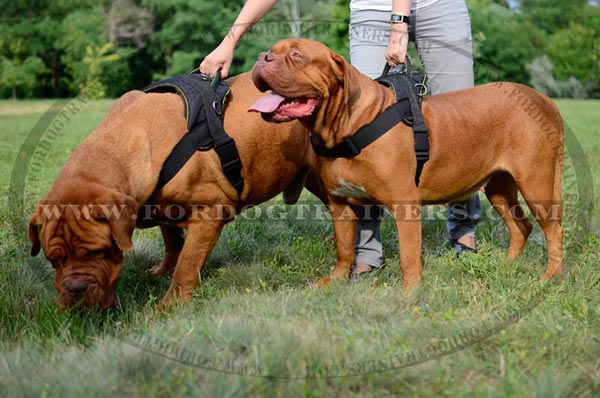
[{"x1": 390, "y1": 13, "x2": 410, "y2": 25}]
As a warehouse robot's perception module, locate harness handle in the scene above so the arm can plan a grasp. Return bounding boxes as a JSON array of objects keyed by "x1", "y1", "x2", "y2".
[
  {"x1": 210, "y1": 69, "x2": 222, "y2": 90},
  {"x1": 187, "y1": 68, "x2": 223, "y2": 90},
  {"x1": 382, "y1": 55, "x2": 413, "y2": 78}
]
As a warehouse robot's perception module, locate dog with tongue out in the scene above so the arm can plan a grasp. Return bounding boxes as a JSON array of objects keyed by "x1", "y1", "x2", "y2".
[
  {"x1": 249, "y1": 46, "x2": 322, "y2": 123},
  {"x1": 249, "y1": 91, "x2": 318, "y2": 122},
  {"x1": 247, "y1": 38, "x2": 566, "y2": 291}
]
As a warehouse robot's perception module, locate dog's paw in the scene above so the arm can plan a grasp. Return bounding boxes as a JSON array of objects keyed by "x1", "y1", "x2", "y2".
[
  {"x1": 159, "y1": 284, "x2": 193, "y2": 309},
  {"x1": 541, "y1": 270, "x2": 561, "y2": 280},
  {"x1": 323, "y1": 235, "x2": 335, "y2": 244},
  {"x1": 148, "y1": 265, "x2": 167, "y2": 276},
  {"x1": 313, "y1": 276, "x2": 333, "y2": 288},
  {"x1": 148, "y1": 252, "x2": 179, "y2": 277},
  {"x1": 402, "y1": 274, "x2": 421, "y2": 292}
]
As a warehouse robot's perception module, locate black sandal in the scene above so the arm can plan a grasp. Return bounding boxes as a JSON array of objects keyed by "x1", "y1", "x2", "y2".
[{"x1": 454, "y1": 242, "x2": 478, "y2": 257}]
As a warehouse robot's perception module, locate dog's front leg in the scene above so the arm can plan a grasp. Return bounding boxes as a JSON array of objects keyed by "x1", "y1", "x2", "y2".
[
  {"x1": 315, "y1": 201, "x2": 357, "y2": 286},
  {"x1": 149, "y1": 224, "x2": 185, "y2": 276},
  {"x1": 387, "y1": 199, "x2": 423, "y2": 291},
  {"x1": 161, "y1": 219, "x2": 226, "y2": 307}
]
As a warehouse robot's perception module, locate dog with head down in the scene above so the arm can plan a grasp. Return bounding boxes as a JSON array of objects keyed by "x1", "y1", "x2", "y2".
[
  {"x1": 250, "y1": 39, "x2": 564, "y2": 290},
  {"x1": 29, "y1": 72, "x2": 324, "y2": 311}
]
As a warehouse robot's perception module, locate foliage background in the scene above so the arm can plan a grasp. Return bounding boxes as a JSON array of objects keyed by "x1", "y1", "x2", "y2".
[{"x1": 0, "y1": 0, "x2": 599, "y2": 99}]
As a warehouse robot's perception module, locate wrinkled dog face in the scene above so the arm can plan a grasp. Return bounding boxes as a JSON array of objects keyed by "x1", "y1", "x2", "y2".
[
  {"x1": 29, "y1": 198, "x2": 135, "y2": 311},
  {"x1": 250, "y1": 39, "x2": 347, "y2": 123}
]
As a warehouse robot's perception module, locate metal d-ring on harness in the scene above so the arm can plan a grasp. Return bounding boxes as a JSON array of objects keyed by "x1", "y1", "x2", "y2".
[
  {"x1": 143, "y1": 69, "x2": 245, "y2": 197},
  {"x1": 310, "y1": 57, "x2": 430, "y2": 185}
]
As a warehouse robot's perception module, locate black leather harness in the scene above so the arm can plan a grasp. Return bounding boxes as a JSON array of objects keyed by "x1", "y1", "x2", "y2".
[
  {"x1": 143, "y1": 71, "x2": 244, "y2": 197},
  {"x1": 311, "y1": 60, "x2": 430, "y2": 185}
]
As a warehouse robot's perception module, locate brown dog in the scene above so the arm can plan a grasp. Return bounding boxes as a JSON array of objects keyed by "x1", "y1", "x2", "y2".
[
  {"x1": 29, "y1": 72, "x2": 323, "y2": 310},
  {"x1": 250, "y1": 39, "x2": 564, "y2": 289}
]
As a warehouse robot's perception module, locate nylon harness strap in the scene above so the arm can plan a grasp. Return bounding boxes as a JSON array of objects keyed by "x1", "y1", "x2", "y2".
[
  {"x1": 393, "y1": 74, "x2": 430, "y2": 185},
  {"x1": 311, "y1": 68, "x2": 430, "y2": 185},
  {"x1": 143, "y1": 72, "x2": 245, "y2": 197},
  {"x1": 311, "y1": 99, "x2": 413, "y2": 158}
]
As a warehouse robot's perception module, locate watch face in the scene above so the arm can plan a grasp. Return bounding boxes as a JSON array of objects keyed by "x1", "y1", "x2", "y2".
[{"x1": 391, "y1": 14, "x2": 409, "y2": 23}]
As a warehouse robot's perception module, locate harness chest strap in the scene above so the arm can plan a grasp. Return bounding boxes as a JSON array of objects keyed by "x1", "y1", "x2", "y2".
[{"x1": 311, "y1": 98, "x2": 413, "y2": 158}]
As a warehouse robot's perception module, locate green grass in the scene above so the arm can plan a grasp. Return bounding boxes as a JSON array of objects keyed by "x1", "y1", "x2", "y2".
[{"x1": 1, "y1": 97, "x2": 599, "y2": 397}]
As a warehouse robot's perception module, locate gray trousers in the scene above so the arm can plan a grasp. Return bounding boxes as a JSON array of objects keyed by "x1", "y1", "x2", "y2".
[{"x1": 349, "y1": 0, "x2": 482, "y2": 267}]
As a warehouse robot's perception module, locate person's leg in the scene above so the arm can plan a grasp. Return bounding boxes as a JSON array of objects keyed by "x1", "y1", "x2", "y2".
[
  {"x1": 349, "y1": 9, "x2": 390, "y2": 271},
  {"x1": 349, "y1": 9, "x2": 391, "y2": 79},
  {"x1": 447, "y1": 194, "x2": 482, "y2": 252},
  {"x1": 414, "y1": 0, "x2": 481, "y2": 251},
  {"x1": 353, "y1": 206, "x2": 385, "y2": 272}
]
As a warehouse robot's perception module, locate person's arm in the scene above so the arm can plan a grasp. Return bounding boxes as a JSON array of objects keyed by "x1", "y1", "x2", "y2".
[
  {"x1": 385, "y1": 0, "x2": 411, "y2": 67},
  {"x1": 200, "y1": 0, "x2": 279, "y2": 77}
]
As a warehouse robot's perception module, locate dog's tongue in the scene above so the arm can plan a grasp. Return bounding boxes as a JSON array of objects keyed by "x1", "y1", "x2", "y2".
[{"x1": 249, "y1": 92, "x2": 286, "y2": 113}]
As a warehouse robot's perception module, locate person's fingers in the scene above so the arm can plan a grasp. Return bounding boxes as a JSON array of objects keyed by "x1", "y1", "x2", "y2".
[
  {"x1": 385, "y1": 52, "x2": 407, "y2": 68},
  {"x1": 217, "y1": 59, "x2": 232, "y2": 78},
  {"x1": 199, "y1": 59, "x2": 213, "y2": 75},
  {"x1": 199, "y1": 60, "x2": 228, "y2": 78}
]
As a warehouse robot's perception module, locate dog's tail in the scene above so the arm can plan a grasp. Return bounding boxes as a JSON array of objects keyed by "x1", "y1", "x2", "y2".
[{"x1": 544, "y1": 95, "x2": 564, "y2": 220}]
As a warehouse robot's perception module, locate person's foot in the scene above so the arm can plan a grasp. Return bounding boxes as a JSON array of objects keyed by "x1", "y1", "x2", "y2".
[
  {"x1": 353, "y1": 262, "x2": 373, "y2": 276},
  {"x1": 454, "y1": 235, "x2": 477, "y2": 257},
  {"x1": 351, "y1": 262, "x2": 378, "y2": 280},
  {"x1": 457, "y1": 235, "x2": 475, "y2": 249}
]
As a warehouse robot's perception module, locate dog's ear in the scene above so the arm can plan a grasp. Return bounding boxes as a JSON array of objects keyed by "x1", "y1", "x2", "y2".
[
  {"x1": 330, "y1": 52, "x2": 347, "y2": 85},
  {"x1": 329, "y1": 52, "x2": 351, "y2": 100},
  {"x1": 108, "y1": 195, "x2": 137, "y2": 253},
  {"x1": 91, "y1": 193, "x2": 138, "y2": 253},
  {"x1": 110, "y1": 205, "x2": 136, "y2": 252},
  {"x1": 28, "y1": 208, "x2": 42, "y2": 256}
]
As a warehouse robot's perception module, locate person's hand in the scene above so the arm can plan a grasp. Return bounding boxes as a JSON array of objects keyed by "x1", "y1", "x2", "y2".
[
  {"x1": 385, "y1": 23, "x2": 409, "y2": 67},
  {"x1": 199, "y1": 40, "x2": 235, "y2": 78}
]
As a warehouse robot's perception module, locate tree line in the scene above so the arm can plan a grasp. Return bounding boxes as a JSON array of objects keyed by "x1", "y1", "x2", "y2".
[{"x1": 0, "y1": 0, "x2": 598, "y2": 99}]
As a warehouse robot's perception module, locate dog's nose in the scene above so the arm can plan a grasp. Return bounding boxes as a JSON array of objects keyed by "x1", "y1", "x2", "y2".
[
  {"x1": 257, "y1": 52, "x2": 275, "y2": 65},
  {"x1": 65, "y1": 280, "x2": 90, "y2": 295}
]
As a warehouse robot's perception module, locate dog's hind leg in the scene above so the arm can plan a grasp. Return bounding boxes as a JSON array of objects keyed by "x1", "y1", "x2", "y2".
[
  {"x1": 149, "y1": 224, "x2": 185, "y2": 276},
  {"x1": 485, "y1": 172, "x2": 533, "y2": 260},
  {"x1": 514, "y1": 151, "x2": 564, "y2": 278}
]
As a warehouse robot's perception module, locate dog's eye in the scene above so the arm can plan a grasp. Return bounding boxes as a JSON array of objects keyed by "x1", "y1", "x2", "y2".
[
  {"x1": 48, "y1": 256, "x2": 64, "y2": 269},
  {"x1": 85, "y1": 249, "x2": 107, "y2": 259},
  {"x1": 291, "y1": 51, "x2": 304, "y2": 59},
  {"x1": 48, "y1": 249, "x2": 65, "y2": 268}
]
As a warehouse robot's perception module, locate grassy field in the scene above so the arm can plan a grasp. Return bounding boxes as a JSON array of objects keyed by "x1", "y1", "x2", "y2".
[{"x1": 0, "y1": 97, "x2": 599, "y2": 397}]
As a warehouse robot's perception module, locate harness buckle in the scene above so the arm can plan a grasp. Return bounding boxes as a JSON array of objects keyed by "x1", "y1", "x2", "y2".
[
  {"x1": 216, "y1": 140, "x2": 241, "y2": 169},
  {"x1": 415, "y1": 151, "x2": 429, "y2": 161},
  {"x1": 216, "y1": 138, "x2": 235, "y2": 155},
  {"x1": 221, "y1": 157, "x2": 242, "y2": 172}
]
